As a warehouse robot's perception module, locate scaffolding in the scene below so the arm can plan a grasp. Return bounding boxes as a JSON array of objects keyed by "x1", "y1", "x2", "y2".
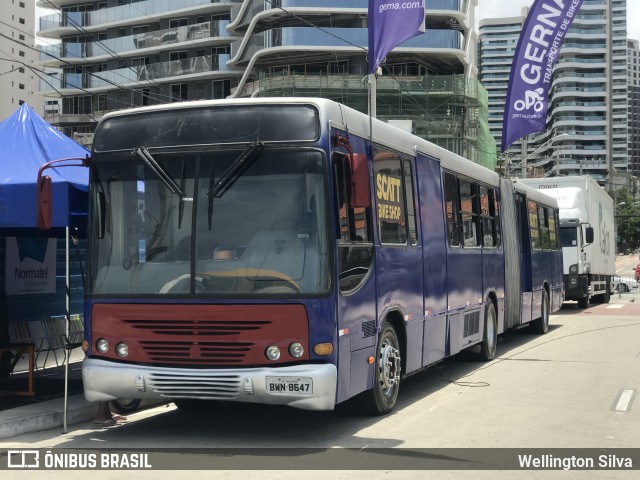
[{"x1": 250, "y1": 72, "x2": 497, "y2": 170}]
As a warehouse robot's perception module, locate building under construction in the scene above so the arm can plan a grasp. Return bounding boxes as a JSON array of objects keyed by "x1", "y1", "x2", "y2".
[
  {"x1": 37, "y1": 0, "x2": 495, "y2": 168},
  {"x1": 247, "y1": 72, "x2": 496, "y2": 170}
]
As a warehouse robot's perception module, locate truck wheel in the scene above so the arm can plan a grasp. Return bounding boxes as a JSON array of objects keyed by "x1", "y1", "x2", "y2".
[
  {"x1": 479, "y1": 299, "x2": 497, "y2": 361},
  {"x1": 531, "y1": 290, "x2": 550, "y2": 334},
  {"x1": 359, "y1": 321, "x2": 401, "y2": 415}
]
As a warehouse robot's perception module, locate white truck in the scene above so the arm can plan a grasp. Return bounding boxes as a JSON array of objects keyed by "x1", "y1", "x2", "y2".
[{"x1": 519, "y1": 176, "x2": 615, "y2": 307}]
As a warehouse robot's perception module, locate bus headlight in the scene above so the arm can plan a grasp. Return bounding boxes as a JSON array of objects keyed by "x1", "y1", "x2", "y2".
[
  {"x1": 265, "y1": 345, "x2": 281, "y2": 361},
  {"x1": 288, "y1": 342, "x2": 304, "y2": 358},
  {"x1": 96, "y1": 338, "x2": 109, "y2": 354},
  {"x1": 115, "y1": 342, "x2": 129, "y2": 358}
]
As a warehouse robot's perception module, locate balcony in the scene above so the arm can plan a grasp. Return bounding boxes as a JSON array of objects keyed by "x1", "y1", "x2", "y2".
[
  {"x1": 40, "y1": 0, "x2": 238, "y2": 33},
  {"x1": 229, "y1": 0, "x2": 467, "y2": 32},
  {"x1": 232, "y1": 27, "x2": 463, "y2": 65},
  {"x1": 41, "y1": 54, "x2": 238, "y2": 92},
  {"x1": 40, "y1": 21, "x2": 233, "y2": 65}
]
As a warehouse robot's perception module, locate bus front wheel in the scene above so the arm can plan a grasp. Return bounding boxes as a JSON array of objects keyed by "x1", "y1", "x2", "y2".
[
  {"x1": 359, "y1": 321, "x2": 401, "y2": 415},
  {"x1": 479, "y1": 300, "x2": 497, "y2": 361}
]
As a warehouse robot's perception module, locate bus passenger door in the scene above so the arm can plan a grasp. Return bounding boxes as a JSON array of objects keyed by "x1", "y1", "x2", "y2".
[
  {"x1": 333, "y1": 151, "x2": 378, "y2": 404},
  {"x1": 372, "y1": 154, "x2": 424, "y2": 375},
  {"x1": 516, "y1": 193, "x2": 534, "y2": 324},
  {"x1": 443, "y1": 173, "x2": 484, "y2": 356},
  {"x1": 415, "y1": 153, "x2": 447, "y2": 367}
]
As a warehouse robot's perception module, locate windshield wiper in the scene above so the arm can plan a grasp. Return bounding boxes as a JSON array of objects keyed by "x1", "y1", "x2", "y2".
[
  {"x1": 134, "y1": 146, "x2": 185, "y2": 198},
  {"x1": 208, "y1": 141, "x2": 264, "y2": 199}
]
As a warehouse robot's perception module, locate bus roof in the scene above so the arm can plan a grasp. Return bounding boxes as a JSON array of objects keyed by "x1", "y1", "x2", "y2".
[{"x1": 97, "y1": 97, "x2": 499, "y2": 187}]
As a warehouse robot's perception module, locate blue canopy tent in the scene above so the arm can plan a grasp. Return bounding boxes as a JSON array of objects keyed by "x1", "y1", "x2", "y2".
[
  {"x1": 0, "y1": 103, "x2": 89, "y2": 235},
  {"x1": 0, "y1": 103, "x2": 89, "y2": 431}
]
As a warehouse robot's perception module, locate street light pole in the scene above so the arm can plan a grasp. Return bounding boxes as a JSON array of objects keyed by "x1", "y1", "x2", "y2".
[
  {"x1": 521, "y1": 136, "x2": 528, "y2": 178},
  {"x1": 513, "y1": 133, "x2": 570, "y2": 179}
]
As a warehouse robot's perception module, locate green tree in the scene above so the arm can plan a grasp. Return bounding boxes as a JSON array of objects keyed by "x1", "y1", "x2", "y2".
[{"x1": 615, "y1": 189, "x2": 640, "y2": 252}]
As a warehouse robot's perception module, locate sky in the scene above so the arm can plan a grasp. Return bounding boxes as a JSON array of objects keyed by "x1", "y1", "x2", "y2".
[{"x1": 477, "y1": 0, "x2": 640, "y2": 41}]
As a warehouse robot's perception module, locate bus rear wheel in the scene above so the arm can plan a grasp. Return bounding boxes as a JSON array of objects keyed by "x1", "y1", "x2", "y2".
[
  {"x1": 359, "y1": 321, "x2": 401, "y2": 415},
  {"x1": 479, "y1": 299, "x2": 497, "y2": 361},
  {"x1": 531, "y1": 289, "x2": 550, "y2": 334}
]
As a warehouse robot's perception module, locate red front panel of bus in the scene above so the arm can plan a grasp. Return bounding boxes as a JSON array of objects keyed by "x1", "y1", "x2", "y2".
[{"x1": 90, "y1": 303, "x2": 310, "y2": 366}]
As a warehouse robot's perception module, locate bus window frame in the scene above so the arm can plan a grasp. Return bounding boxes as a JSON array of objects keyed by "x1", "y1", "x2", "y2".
[{"x1": 332, "y1": 151, "x2": 374, "y2": 295}]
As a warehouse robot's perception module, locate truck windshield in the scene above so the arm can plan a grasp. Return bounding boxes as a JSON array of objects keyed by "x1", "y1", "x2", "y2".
[
  {"x1": 87, "y1": 149, "x2": 330, "y2": 296},
  {"x1": 559, "y1": 227, "x2": 578, "y2": 247}
]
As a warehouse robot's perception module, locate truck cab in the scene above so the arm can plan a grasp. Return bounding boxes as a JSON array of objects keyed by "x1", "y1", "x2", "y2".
[{"x1": 560, "y1": 218, "x2": 595, "y2": 307}]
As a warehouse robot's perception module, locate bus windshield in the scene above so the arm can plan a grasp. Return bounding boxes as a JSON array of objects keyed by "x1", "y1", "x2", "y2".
[{"x1": 88, "y1": 148, "x2": 330, "y2": 296}]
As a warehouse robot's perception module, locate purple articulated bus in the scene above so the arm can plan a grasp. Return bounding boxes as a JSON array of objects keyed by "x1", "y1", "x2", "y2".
[{"x1": 38, "y1": 98, "x2": 564, "y2": 415}]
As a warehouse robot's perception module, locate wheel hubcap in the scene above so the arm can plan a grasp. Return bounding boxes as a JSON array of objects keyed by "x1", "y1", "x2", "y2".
[{"x1": 379, "y1": 341, "x2": 400, "y2": 392}]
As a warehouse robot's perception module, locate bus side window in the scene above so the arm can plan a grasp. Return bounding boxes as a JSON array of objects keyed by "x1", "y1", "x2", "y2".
[
  {"x1": 373, "y1": 150, "x2": 406, "y2": 244},
  {"x1": 538, "y1": 205, "x2": 550, "y2": 250},
  {"x1": 459, "y1": 178, "x2": 480, "y2": 248},
  {"x1": 547, "y1": 207, "x2": 559, "y2": 250},
  {"x1": 332, "y1": 151, "x2": 374, "y2": 294},
  {"x1": 528, "y1": 200, "x2": 541, "y2": 250},
  {"x1": 403, "y1": 159, "x2": 418, "y2": 245},
  {"x1": 479, "y1": 186, "x2": 494, "y2": 248},
  {"x1": 492, "y1": 188, "x2": 501, "y2": 247},
  {"x1": 443, "y1": 172, "x2": 460, "y2": 247}
]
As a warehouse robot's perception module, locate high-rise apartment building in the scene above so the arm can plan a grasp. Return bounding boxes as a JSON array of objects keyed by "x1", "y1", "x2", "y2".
[
  {"x1": 478, "y1": 9, "x2": 528, "y2": 170},
  {"x1": 0, "y1": 0, "x2": 43, "y2": 119},
  {"x1": 627, "y1": 38, "x2": 640, "y2": 177},
  {"x1": 36, "y1": 0, "x2": 496, "y2": 168},
  {"x1": 480, "y1": 0, "x2": 628, "y2": 183},
  {"x1": 37, "y1": 0, "x2": 244, "y2": 144}
]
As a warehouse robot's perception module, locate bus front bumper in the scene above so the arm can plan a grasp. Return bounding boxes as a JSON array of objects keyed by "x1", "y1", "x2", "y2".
[{"x1": 82, "y1": 358, "x2": 337, "y2": 411}]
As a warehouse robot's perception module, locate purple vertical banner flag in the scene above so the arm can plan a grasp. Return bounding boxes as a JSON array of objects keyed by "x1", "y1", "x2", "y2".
[
  {"x1": 501, "y1": 0, "x2": 584, "y2": 152},
  {"x1": 368, "y1": 1, "x2": 425, "y2": 74}
]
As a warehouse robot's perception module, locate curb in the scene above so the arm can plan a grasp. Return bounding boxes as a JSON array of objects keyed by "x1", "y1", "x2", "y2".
[{"x1": 0, "y1": 394, "x2": 97, "y2": 440}]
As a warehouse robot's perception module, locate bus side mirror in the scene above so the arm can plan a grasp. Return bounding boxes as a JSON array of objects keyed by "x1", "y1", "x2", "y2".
[
  {"x1": 349, "y1": 153, "x2": 371, "y2": 208},
  {"x1": 35, "y1": 155, "x2": 90, "y2": 231},
  {"x1": 584, "y1": 226, "x2": 594, "y2": 245},
  {"x1": 37, "y1": 175, "x2": 53, "y2": 230}
]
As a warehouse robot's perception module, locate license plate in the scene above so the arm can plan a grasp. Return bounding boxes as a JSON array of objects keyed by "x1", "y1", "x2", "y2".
[{"x1": 265, "y1": 376, "x2": 313, "y2": 396}]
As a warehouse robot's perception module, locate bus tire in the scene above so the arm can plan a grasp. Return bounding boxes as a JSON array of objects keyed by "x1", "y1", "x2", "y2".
[
  {"x1": 479, "y1": 299, "x2": 497, "y2": 361},
  {"x1": 531, "y1": 289, "x2": 550, "y2": 334},
  {"x1": 359, "y1": 321, "x2": 401, "y2": 415},
  {"x1": 110, "y1": 398, "x2": 142, "y2": 414}
]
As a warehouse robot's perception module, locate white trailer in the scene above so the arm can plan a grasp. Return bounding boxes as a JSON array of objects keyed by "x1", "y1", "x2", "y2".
[{"x1": 519, "y1": 176, "x2": 615, "y2": 307}]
